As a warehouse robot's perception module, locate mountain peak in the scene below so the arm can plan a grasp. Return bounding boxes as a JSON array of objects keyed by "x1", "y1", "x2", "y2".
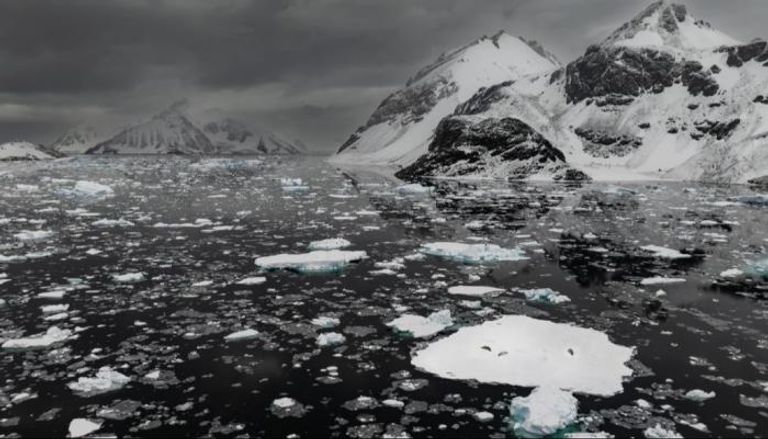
[{"x1": 602, "y1": 0, "x2": 740, "y2": 51}]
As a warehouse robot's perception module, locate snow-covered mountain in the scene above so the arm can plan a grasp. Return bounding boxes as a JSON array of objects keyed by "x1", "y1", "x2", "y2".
[
  {"x1": 199, "y1": 115, "x2": 306, "y2": 155},
  {"x1": 50, "y1": 125, "x2": 109, "y2": 155},
  {"x1": 331, "y1": 31, "x2": 560, "y2": 166},
  {"x1": 86, "y1": 102, "x2": 306, "y2": 156},
  {"x1": 397, "y1": 1, "x2": 768, "y2": 183},
  {"x1": 0, "y1": 141, "x2": 61, "y2": 161}
]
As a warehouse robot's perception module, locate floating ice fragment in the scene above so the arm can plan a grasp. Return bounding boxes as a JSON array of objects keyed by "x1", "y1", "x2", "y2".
[
  {"x1": 92, "y1": 218, "x2": 134, "y2": 227},
  {"x1": 420, "y1": 242, "x2": 528, "y2": 264},
  {"x1": 719, "y1": 268, "x2": 744, "y2": 278},
  {"x1": 308, "y1": 238, "x2": 352, "y2": 250},
  {"x1": 68, "y1": 418, "x2": 103, "y2": 438},
  {"x1": 37, "y1": 290, "x2": 66, "y2": 299},
  {"x1": 447, "y1": 286, "x2": 505, "y2": 297},
  {"x1": 387, "y1": 310, "x2": 453, "y2": 338},
  {"x1": 473, "y1": 411, "x2": 494, "y2": 422},
  {"x1": 68, "y1": 181, "x2": 114, "y2": 198},
  {"x1": 396, "y1": 183, "x2": 431, "y2": 194},
  {"x1": 639, "y1": 277, "x2": 686, "y2": 286},
  {"x1": 67, "y1": 366, "x2": 130, "y2": 396},
  {"x1": 41, "y1": 304, "x2": 69, "y2": 314},
  {"x1": 411, "y1": 315, "x2": 634, "y2": 396},
  {"x1": 235, "y1": 276, "x2": 266, "y2": 285},
  {"x1": 640, "y1": 245, "x2": 691, "y2": 260},
  {"x1": 1, "y1": 326, "x2": 72, "y2": 350},
  {"x1": 272, "y1": 397, "x2": 297, "y2": 409},
  {"x1": 684, "y1": 389, "x2": 716, "y2": 401},
  {"x1": 644, "y1": 424, "x2": 683, "y2": 438},
  {"x1": 224, "y1": 328, "x2": 259, "y2": 342},
  {"x1": 112, "y1": 272, "x2": 146, "y2": 283},
  {"x1": 515, "y1": 288, "x2": 570, "y2": 304},
  {"x1": 311, "y1": 316, "x2": 340, "y2": 328},
  {"x1": 255, "y1": 250, "x2": 367, "y2": 273},
  {"x1": 509, "y1": 386, "x2": 578, "y2": 437},
  {"x1": 13, "y1": 230, "x2": 54, "y2": 242},
  {"x1": 316, "y1": 332, "x2": 346, "y2": 347}
]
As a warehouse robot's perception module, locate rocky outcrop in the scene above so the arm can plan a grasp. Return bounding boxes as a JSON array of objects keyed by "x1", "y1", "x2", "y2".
[
  {"x1": 396, "y1": 117, "x2": 588, "y2": 181},
  {"x1": 574, "y1": 128, "x2": 643, "y2": 158}
]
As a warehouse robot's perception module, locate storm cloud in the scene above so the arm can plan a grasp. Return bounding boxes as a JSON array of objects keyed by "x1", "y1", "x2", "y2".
[{"x1": 0, "y1": 0, "x2": 766, "y2": 151}]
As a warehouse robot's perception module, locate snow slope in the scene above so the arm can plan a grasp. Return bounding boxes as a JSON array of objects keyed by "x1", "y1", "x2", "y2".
[
  {"x1": 50, "y1": 126, "x2": 109, "y2": 155},
  {"x1": 408, "y1": 1, "x2": 768, "y2": 183},
  {"x1": 331, "y1": 31, "x2": 560, "y2": 167},
  {"x1": 197, "y1": 114, "x2": 305, "y2": 155},
  {"x1": 0, "y1": 141, "x2": 58, "y2": 161}
]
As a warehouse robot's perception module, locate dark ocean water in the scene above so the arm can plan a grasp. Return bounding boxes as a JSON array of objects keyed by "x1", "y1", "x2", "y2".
[{"x1": 0, "y1": 156, "x2": 766, "y2": 437}]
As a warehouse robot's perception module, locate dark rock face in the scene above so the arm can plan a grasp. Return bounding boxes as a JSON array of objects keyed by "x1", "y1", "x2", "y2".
[
  {"x1": 453, "y1": 81, "x2": 513, "y2": 115},
  {"x1": 691, "y1": 119, "x2": 741, "y2": 140},
  {"x1": 396, "y1": 117, "x2": 587, "y2": 181},
  {"x1": 565, "y1": 46, "x2": 720, "y2": 103},
  {"x1": 575, "y1": 128, "x2": 643, "y2": 158},
  {"x1": 721, "y1": 39, "x2": 768, "y2": 67},
  {"x1": 337, "y1": 78, "x2": 458, "y2": 153}
]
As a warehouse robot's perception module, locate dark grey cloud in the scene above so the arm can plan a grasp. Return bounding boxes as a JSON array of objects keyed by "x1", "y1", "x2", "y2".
[{"x1": 0, "y1": 0, "x2": 765, "y2": 151}]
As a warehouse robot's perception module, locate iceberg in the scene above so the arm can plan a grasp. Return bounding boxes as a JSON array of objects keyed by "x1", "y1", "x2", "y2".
[
  {"x1": 1, "y1": 326, "x2": 72, "y2": 350},
  {"x1": 316, "y1": 332, "x2": 346, "y2": 347},
  {"x1": 447, "y1": 285, "x2": 505, "y2": 297},
  {"x1": 308, "y1": 238, "x2": 352, "y2": 250},
  {"x1": 224, "y1": 328, "x2": 259, "y2": 342},
  {"x1": 67, "y1": 366, "x2": 130, "y2": 396},
  {"x1": 255, "y1": 250, "x2": 367, "y2": 273},
  {"x1": 411, "y1": 315, "x2": 634, "y2": 396},
  {"x1": 420, "y1": 242, "x2": 528, "y2": 264},
  {"x1": 515, "y1": 288, "x2": 571, "y2": 304},
  {"x1": 387, "y1": 310, "x2": 453, "y2": 338},
  {"x1": 509, "y1": 386, "x2": 578, "y2": 437}
]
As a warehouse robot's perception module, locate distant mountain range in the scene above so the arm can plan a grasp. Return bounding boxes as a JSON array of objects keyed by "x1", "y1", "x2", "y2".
[
  {"x1": 335, "y1": 0, "x2": 768, "y2": 184},
  {"x1": 48, "y1": 101, "x2": 306, "y2": 156}
]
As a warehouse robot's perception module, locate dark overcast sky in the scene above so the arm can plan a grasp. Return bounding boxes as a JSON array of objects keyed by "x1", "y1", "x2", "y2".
[{"x1": 0, "y1": 0, "x2": 765, "y2": 151}]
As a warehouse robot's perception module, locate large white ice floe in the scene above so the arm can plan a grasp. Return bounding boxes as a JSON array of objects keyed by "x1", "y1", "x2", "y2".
[
  {"x1": 68, "y1": 418, "x2": 103, "y2": 438},
  {"x1": 67, "y1": 366, "x2": 130, "y2": 396},
  {"x1": 13, "y1": 230, "x2": 54, "y2": 242},
  {"x1": 509, "y1": 386, "x2": 579, "y2": 437},
  {"x1": 224, "y1": 328, "x2": 259, "y2": 342},
  {"x1": 307, "y1": 238, "x2": 352, "y2": 250},
  {"x1": 420, "y1": 242, "x2": 528, "y2": 264},
  {"x1": 1, "y1": 326, "x2": 72, "y2": 350},
  {"x1": 411, "y1": 315, "x2": 634, "y2": 396},
  {"x1": 640, "y1": 245, "x2": 691, "y2": 260},
  {"x1": 255, "y1": 250, "x2": 367, "y2": 273},
  {"x1": 447, "y1": 285, "x2": 505, "y2": 297},
  {"x1": 387, "y1": 310, "x2": 454, "y2": 338}
]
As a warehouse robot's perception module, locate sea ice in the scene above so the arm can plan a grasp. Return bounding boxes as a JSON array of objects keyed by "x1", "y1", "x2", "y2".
[
  {"x1": 255, "y1": 250, "x2": 367, "y2": 273},
  {"x1": 316, "y1": 332, "x2": 346, "y2": 347},
  {"x1": 509, "y1": 386, "x2": 578, "y2": 437},
  {"x1": 13, "y1": 230, "x2": 54, "y2": 242},
  {"x1": 69, "y1": 181, "x2": 114, "y2": 198},
  {"x1": 396, "y1": 183, "x2": 431, "y2": 194},
  {"x1": 235, "y1": 276, "x2": 267, "y2": 285},
  {"x1": 387, "y1": 310, "x2": 453, "y2": 338},
  {"x1": 68, "y1": 418, "x2": 103, "y2": 438},
  {"x1": 644, "y1": 424, "x2": 683, "y2": 438},
  {"x1": 447, "y1": 285, "x2": 505, "y2": 297},
  {"x1": 515, "y1": 288, "x2": 571, "y2": 304},
  {"x1": 411, "y1": 315, "x2": 634, "y2": 396},
  {"x1": 112, "y1": 272, "x2": 146, "y2": 283},
  {"x1": 224, "y1": 328, "x2": 259, "y2": 342},
  {"x1": 640, "y1": 245, "x2": 691, "y2": 260},
  {"x1": 684, "y1": 389, "x2": 716, "y2": 401},
  {"x1": 420, "y1": 242, "x2": 528, "y2": 264},
  {"x1": 308, "y1": 238, "x2": 352, "y2": 250},
  {"x1": 311, "y1": 316, "x2": 340, "y2": 328},
  {"x1": 67, "y1": 366, "x2": 130, "y2": 396},
  {"x1": 1, "y1": 326, "x2": 72, "y2": 350},
  {"x1": 639, "y1": 277, "x2": 686, "y2": 286}
]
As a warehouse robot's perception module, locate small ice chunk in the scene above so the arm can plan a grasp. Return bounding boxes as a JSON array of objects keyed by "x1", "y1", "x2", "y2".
[
  {"x1": 255, "y1": 250, "x2": 367, "y2": 273},
  {"x1": 640, "y1": 245, "x2": 691, "y2": 260},
  {"x1": 509, "y1": 386, "x2": 578, "y2": 437},
  {"x1": 67, "y1": 366, "x2": 130, "y2": 396},
  {"x1": 639, "y1": 277, "x2": 686, "y2": 286},
  {"x1": 387, "y1": 310, "x2": 453, "y2": 338},
  {"x1": 316, "y1": 332, "x2": 346, "y2": 347},
  {"x1": 308, "y1": 238, "x2": 352, "y2": 250},
  {"x1": 37, "y1": 290, "x2": 66, "y2": 300},
  {"x1": 191, "y1": 280, "x2": 213, "y2": 287},
  {"x1": 72, "y1": 181, "x2": 114, "y2": 198},
  {"x1": 396, "y1": 183, "x2": 431, "y2": 194},
  {"x1": 719, "y1": 268, "x2": 744, "y2": 278},
  {"x1": 473, "y1": 411, "x2": 494, "y2": 422},
  {"x1": 311, "y1": 316, "x2": 340, "y2": 328},
  {"x1": 224, "y1": 328, "x2": 259, "y2": 342},
  {"x1": 68, "y1": 418, "x2": 103, "y2": 438},
  {"x1": 41, "y1": 304, "x2": 69, "y2": 314},
  {"x1": 13, "y1": 230, "x2": 54, "y2": 242},
  {"x1": 420, "y1": 242, "x2": 528, "y2": 264},
  {"x1": 112, "y1": 272, "x2": 146, "y2": 283},
  {"x1": 644, "y1": 424, "x2": 683, "y2": 438},
  {"x1": 447, "y1": 286, "x2": 505, "y2": 297},
  {"x1": 92, "y1": 218, "x2": 134, "y2": 227},
  {"x1": 516, "y1": 288, "x2": 570, "y2": 304},
  {"x1": 684, "y1": 389, "x2": 716, "y2": 401},
  {"x1": 235, "y1": 276, "x2": 267, "y2": 285},
  {"x1": 272, "y1": 397, "x2": 297, "y2": 409},
  {"x1": 1, "y1": 326, "x2": 72, "y2": 350}
]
